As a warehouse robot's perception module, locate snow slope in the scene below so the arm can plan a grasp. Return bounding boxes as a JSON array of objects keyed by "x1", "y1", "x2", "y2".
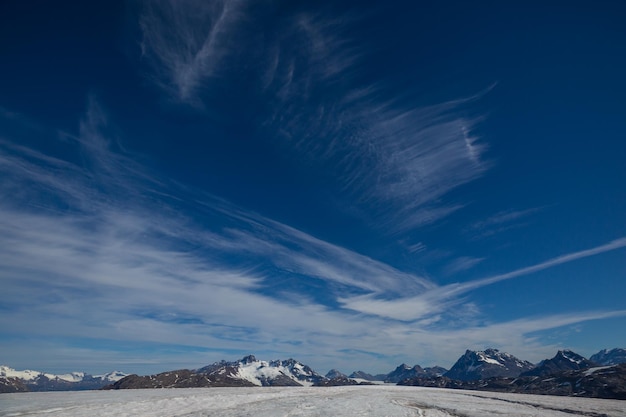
[
  {"x1": 1, "y1": 386, "x2": 624, "y2": 417},
  {"x1": 0, "y1": 366, "x2": 58, "y2": 382}
]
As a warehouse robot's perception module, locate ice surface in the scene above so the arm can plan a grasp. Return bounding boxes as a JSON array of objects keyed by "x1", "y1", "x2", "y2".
[{"x1": 1, "y1": 386, "x2": 625, "y2": 417}]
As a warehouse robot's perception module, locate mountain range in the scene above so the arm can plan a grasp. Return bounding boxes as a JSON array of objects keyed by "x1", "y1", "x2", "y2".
[
  {"x1": 0, "y1": 365, "x2": 127, "y2": 393},
  {"x1": 3, "y1": 348, "x2": 626, "y2": 399},
  {"x1": 398, "y1": 348, "x2": 626, "y2": 400}
]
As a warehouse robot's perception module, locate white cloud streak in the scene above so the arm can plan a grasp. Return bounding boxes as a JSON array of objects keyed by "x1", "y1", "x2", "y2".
[
  {"x1": 466, "y1": 206, "x2": 546, "y2": 239},
  {"x1": 443, "y1": 256, "x2": 485, "y2": 276},
  {"x1": 340, "y1": 237, "x2": 626, "y2": 321}
]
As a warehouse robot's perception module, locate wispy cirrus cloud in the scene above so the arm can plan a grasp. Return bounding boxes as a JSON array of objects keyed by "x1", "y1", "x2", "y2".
[
  {"x1": 466, "y1": 206, "x2": 545, "y2": 239},
  {"x1": 443, "y1": 256, "x2": 485, "y2": 276},
  {"x1": 258, "y1": 13, "x2": 492, "y2": 232},
  {"x1": 139, "y1": 0, "x2": 245, "y2": 104},
  {"x1": 138, "y1": 2, "x2": 491, "y2": 234}
]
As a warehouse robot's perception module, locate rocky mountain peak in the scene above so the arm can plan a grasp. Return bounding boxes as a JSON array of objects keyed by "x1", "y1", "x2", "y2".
[
  {"x1": 240, "y1": 355, "x2": 257, "y2": 364},
  {"x1": 444, "y1": 348, "x2": 534, "y2": 381},
  {"x1": 522, "y1": 349, "x2": 596, "y2": 377}
]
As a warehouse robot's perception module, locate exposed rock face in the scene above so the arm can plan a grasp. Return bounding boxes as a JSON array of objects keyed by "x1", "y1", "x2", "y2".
[
  {"x1": 444, "y1": 349, "x2": 534, "y2": 381},
  {"x1": 521, "y1": 350, "x2": 597, "y2": 377},
  {"x1": 0, "y1": 377, "x2": 29, "y2": 393},
  {"x1": 399, "y1": 363, "x2": 626, "y2": 400},
  {"x1": 382, "y1": 363, "x2": 448, "y2": 382},
  {"x1": 590, "y1": 348, "x2": 626, "y2": 365},
  {"x1": 385, "y1": 364, "x2": 425, "y2": 383}
]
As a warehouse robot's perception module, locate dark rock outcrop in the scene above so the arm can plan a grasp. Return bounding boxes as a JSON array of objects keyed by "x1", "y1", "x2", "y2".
[
  {"x1": 104, "y1": 369, "x2": 257, "y2": 390},
  {"x1": 314, "y1": 376, "x2": 361, "y2": 386},
  {"x1": 385, "y1": 364, "x2": 427, "y2": 383},
  {"x1": 0, "y1": 377, "x2": 29, "y2": 393}
]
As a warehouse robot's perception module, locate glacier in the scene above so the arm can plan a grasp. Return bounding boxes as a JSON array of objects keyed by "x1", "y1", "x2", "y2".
[{"x1": 1, "y1": 386, "x2": 625, "y2": 417}]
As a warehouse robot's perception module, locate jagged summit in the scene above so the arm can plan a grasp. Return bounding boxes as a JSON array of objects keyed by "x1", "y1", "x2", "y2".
[
  {"x1": 521, "y1": 349, "x2": 596, "y2": 377},
  {"x1": 444, "y1": 348, "x2": 534, "y2": 381},
  {"x1": 385, "y1": 363, "x2": 426, "y2": 383},
  {"x1": 240, "y1": 355, "x2": 257, "y2": 364}
]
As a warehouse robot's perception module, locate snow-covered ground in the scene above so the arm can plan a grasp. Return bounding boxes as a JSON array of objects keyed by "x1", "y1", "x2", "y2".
[{"x1": 1, "y1": 386, "x2": 624, "y2": 417}]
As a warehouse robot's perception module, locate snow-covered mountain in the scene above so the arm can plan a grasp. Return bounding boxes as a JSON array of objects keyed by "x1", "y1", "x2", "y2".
[
  {"x1": 521, "y1": 349, "x2": 597, "y2": 377},
  {"x1": 109, "y1": 355, "x2": 328, "y2": 389},
  {"x1": 444, "y1": 348, "x2": 534, "y2": 381},
  {"x1": 1, "y1": 365, "x2": 75, "y2": 382},
  {"x1": 590, "y1": 348, "x2": 626, "y2": 365},
  {"x1": 199, "y1": 355, "x2": 326, "y2": 386},
  {"x1": 0, "y1": 365, "x2": 128, "y2": 392}
]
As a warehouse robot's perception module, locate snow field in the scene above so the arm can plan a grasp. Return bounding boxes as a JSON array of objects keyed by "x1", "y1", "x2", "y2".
[{"x1": 1, "y1": 386, "x2": 625, "y2": 417}]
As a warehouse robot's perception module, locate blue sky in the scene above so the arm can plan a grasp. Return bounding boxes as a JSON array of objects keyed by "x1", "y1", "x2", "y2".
[{"x1": 1, "y1": 0, "x2": 625, "y2": 375}]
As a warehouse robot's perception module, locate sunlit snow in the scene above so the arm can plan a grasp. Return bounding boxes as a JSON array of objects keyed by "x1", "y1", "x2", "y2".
[
  {"x1": 476, "y1": 353, "x2": 503, "y2": 366},
  {"x1": 1, "y1": 386, "x2": 624, "y2": 417}
]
